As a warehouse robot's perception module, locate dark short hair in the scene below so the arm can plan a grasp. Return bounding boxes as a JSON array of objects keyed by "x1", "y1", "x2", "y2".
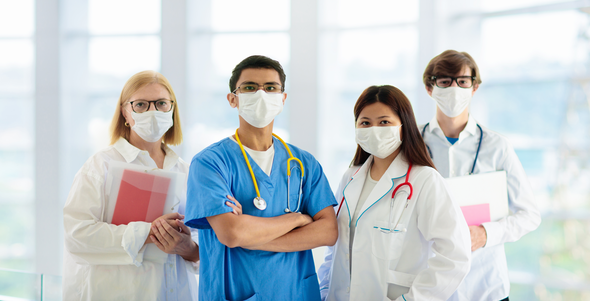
[
  {"x1": 352, "y1": 85, "x2": 435, "y2": 169},
  {"x1": 423, "y1": 50, "x2": 482, "y2": 88},
  {"x1": 229, "y1": 55, "x2": 287, "y2": 92}
]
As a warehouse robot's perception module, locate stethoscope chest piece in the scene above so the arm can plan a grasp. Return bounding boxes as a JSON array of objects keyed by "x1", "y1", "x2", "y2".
[{"x1": 253, "y1": 197, "x2": 267, "y2": 210}]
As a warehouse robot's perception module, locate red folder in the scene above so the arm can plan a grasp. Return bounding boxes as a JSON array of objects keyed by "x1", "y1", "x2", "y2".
[{"x1": 111, "y1": 169, "x2": 171, "y2": 225}]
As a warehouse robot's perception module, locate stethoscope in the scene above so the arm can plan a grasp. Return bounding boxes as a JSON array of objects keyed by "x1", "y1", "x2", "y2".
[
  {"x1": 421, "y1": 123, "x2": 483, "y2": 174},
  {"x1": 234, "y1": 129, "x2": 305, "y2": 213},
  {"x1": 336, "y1": 163, "x2": 414, "y2": 234}
]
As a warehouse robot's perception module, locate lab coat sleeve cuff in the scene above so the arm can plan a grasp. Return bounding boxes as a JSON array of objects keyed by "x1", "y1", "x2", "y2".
[
  {"x1": 122, "y1": 221, "x2": 150, "y2": 267},
  {"x1": 320, "y1": 286, "x2": 329, "y2": 300},
  {"x1": 481, "y1": 221, "x2": 503, "y2": 248}
]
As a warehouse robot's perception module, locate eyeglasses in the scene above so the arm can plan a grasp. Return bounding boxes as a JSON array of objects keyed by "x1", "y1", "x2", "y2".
[
  {"x1": 430, "y1": 76, "x2": 476, "y2": 88},
  {"x1": 232, "y1": 83, "x2": 283, "y2": 94},
  {"x1": 127, "y1": 99, "x2": 174, "y2": 113}
]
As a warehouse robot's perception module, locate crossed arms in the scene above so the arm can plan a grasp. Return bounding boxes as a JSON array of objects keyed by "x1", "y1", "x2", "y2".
[{"x1": 206, "y1": 195, "x2": 338, "y2": 252}]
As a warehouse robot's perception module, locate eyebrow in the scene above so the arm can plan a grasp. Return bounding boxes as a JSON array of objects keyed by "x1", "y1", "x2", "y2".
[
  {"x1": 240, "y1": 81, "x2": 281, "y2": 86},
  {"x1": 359, "y1": 116, "x2": 393, "y2": 120},
  {"x1": 131, "y1": 98, "x2": 170, "y2": 102}
]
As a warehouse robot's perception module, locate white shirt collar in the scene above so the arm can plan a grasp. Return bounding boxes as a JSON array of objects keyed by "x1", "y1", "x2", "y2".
[
  {"x1": 427, "y1": 115, "x2": 478, "y2": 140},
  {"x1": 113, "y1": 137, "x2": 179, "y2": 169}
]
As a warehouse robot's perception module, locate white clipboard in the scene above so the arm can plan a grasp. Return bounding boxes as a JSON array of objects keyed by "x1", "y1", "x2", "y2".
[
  {"x1": 104, "y1": 160, "x2": 187, "y2": 263},
  {"x1": 445, "y1": 170, "x2": 509, "y2": 222}
]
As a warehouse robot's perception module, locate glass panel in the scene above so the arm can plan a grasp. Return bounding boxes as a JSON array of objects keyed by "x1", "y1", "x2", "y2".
[
  {"x1": 321, "y1": 0, "x2": 418, "y2": 28},
  {"x1": 0, "y1": 40, "x2": 34, "y2": 94},
  {"x1": 0, "y1": 0, "x2": 34, "y2": 37},
  {"x1": 88, "y1": 0, "x2": 160, "y2": 35},
  {"x1": 88, "y1": 36, "x2": 161, "y2": 92},
  {"x1": 42, "y1": 273, "x2": 63, "y2": 301},
  {"x1": 0, "y1": 269, "x2": 40, "y2": 301},
  {"x1": 211, "y1": 0, "x2": 290, "y2": 32},
  {"x1": 0, "y1": 203, "x2": 35, "y2": 271},
  {"x1": 318, "y1": 27, "x2": 418, "y2": 188}
]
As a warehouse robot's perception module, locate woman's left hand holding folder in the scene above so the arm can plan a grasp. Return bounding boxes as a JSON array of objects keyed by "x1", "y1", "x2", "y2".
[{"x1": 151, "y1": 218, "x2": 199, "y2": 262}]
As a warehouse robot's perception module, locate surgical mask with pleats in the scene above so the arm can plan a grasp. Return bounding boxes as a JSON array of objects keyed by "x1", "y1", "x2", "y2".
[
  {"x1": 431, "y1": 86, "x2": 473, "y2": 118},
  {"x1": 131, "y1": 110, "x2": 173, "y2": 142},
  {"x1": 355, "y1": 125, "x2": 402, "y2": 159},
  {"x1": 237, "y1": 90, "x2": 284, "y2": 128}
]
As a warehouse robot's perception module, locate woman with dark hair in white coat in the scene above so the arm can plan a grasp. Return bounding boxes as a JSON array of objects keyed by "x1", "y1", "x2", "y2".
[{"x1": 318, "y1": 85, "x2": 471, "y2": 301}]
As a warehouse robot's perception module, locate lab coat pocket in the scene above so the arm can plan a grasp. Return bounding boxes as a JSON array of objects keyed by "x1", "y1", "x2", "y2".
[
  {"x1": 371, "y1": 221, "x2": 406, "y2": 261},
  {"x1": 386, "y1": 270, "x2": 416, "y2": 300}
]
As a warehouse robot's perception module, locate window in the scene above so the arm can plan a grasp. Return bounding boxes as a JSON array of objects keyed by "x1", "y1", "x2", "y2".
[
  {"x1": 184, "y1": 0, "x2": 291, "y2": 158},
  {"x1": 0, "y1": 0, "x2": 35, "y2": 271}
]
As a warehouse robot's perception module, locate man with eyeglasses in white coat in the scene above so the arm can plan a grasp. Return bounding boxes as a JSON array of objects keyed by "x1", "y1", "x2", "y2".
[{"x1": 420, "y1": 50, "x2": 541, "y2": 301}]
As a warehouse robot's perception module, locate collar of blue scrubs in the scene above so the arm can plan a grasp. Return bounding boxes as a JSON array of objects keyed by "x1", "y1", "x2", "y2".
[
  {"x1": 113, "y1": 137, "x2": 180, "y2": 170},
  {"x1": 427, "y1": 114, "x2": 479, "y2": 141}
]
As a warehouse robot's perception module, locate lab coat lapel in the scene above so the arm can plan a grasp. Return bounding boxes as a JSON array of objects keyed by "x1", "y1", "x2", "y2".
[
  {"x1": 357, "y1": 153, "x2": 410, "y2": 219},
  {"x1": 341, "y1": 157, "x2": 372, "y2": 225}
]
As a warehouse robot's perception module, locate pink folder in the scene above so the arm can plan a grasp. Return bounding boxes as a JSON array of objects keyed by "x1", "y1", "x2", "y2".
[
  {"x1": 460, "y1": 203, "x2": 491, "y2": 226},
  {"x1": 111, "y1": 169, "x2": 171, "y2": 225}
]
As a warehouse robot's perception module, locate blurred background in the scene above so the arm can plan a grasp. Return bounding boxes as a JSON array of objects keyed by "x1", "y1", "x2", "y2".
[{"x1": 1, "y1": 0, "x2": 590, "y2": 299}]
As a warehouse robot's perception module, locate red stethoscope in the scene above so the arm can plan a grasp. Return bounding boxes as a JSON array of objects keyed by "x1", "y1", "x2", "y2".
[{"x1": 336, "y1": 163, "x2": 414, "y2": 233}]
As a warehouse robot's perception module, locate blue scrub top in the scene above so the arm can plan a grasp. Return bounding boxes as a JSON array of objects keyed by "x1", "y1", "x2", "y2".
[{"x1": 185, "y1": 137, "x2": 337, "y2": 301}]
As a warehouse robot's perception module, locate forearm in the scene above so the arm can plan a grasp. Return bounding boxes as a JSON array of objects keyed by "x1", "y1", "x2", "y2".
[
  {"x1": 65, "y1": 220, "x2": 150, "y2": 265},
  {"x1": 245, "y1": 214, "x2": 338, "y2": 252},
  {"x1": 208, "y1": 212, "x2": 309, "y2": 248},
  {"x1": 179, "y1": 242, "x2": 199, "y2": 262}
]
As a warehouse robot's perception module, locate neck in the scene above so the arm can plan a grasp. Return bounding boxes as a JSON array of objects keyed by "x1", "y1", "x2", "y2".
[
  {"x1": 128, "y1": 131, "x2": 166, "y2": 167},
  {"x1": 370, "y1": 149, "x2": 400, "y2": 181},
  {"x1": 235, "y1": 118, "x2": 274, "y2": 151},
  {"x1": 436, "y1": 107, "x2": 469, "y2": 138}
]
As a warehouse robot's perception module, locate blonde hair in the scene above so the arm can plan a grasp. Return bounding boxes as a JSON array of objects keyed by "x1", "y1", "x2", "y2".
[{"x1": 109, "y1": 70, "x2": 183, "y2": 145}]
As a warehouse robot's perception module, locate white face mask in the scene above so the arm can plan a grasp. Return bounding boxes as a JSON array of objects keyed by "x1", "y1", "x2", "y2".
[
  {"x1": 130, "y1": 110, "x2": 173, "y2": 142},
  {"x1": 431, "y1": 86, "x2": 472, "y2": 118},
  {"x1": 237, "y1": 90, "x2": 284, "y2": 128},
  {"x1": 355, "y1": 125, "x2": 402, "y2": 159}
]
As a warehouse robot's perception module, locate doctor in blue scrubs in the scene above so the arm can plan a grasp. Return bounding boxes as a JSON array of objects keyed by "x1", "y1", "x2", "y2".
[{"x1": 185, "y1": 55, "x2": 338, "y2": 301}]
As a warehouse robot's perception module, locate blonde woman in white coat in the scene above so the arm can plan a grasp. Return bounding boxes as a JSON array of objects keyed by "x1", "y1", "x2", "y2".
[
  {"x1": 62, "y1": 71, "x2": 199, "y2": 300},
  {"x1": 318, "y1": 85, "x2": 471, "y2": 301}
]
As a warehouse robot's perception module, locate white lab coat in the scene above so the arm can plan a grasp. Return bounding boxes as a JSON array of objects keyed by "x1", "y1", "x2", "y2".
[
  {"x1": 421, "y1": 116, "x2": 541, "y2": 301},
  {"x1": 318, "y1": 152, "x2": 471, "y2": 301},
  {"x1": 62, "y1": 138, "x2": 199, "y2": 301}
]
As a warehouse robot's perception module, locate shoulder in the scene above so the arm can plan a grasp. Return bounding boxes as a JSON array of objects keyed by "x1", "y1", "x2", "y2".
[
  {"x1": 410, "y1": 165, "x2": 445, "y2": 186},
  {"x1": 478, "y1": 124, "x2": 516, "y2": 159},
  {"x1": 177, "y1": 157, "x2": 190, "y2": 173},
  {"x1": 191, "y1": 138, "x2": 233, "y2": 164},
  {"x1": 284, "y1": 142, "x2": 321, "y2": 165},
  {"x1": 76, "y1": 145, "x2": 122, "y2": 181}
]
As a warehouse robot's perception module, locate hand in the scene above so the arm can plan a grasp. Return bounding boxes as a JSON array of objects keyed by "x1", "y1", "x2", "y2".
[
  {"x1": 145, "y1": 212, "x2": 184, "y2": 244},
  {"x1": 226, "y1": 195, "x2": 242, "y2": 215},
  {"x1": 469, "y1": 225, "x2": 487, "y2": 251},
  {"x1": 151, "y1": 219, "x2": 199, "y2": 262}
]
